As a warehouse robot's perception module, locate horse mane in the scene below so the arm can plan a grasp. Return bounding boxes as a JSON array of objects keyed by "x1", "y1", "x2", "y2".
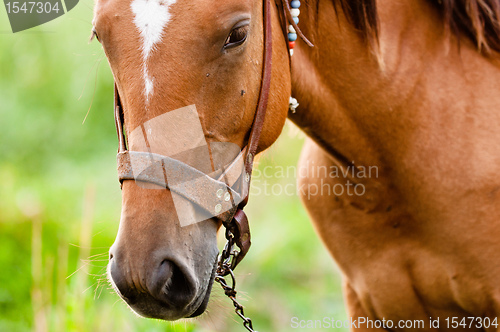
[
  {"x1": 334, "y1": 0, "x2": 378, "y2": 47},
  {"x1": 335, "y1": 0, "x2": 500, "y2": 54}
]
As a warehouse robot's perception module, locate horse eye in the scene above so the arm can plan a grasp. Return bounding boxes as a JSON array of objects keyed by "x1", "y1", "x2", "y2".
[
  {"x1": 224, "y1": 25, "x2": 249, "y2": 49},
  {"x1": 90, "y1": 28, "x2": 100, "y2": 43}
]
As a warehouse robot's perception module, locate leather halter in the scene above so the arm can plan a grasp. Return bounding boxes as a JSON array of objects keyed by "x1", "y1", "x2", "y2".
[{"x1": 113, "y1": 0, "x2": 311, "y2": 270}]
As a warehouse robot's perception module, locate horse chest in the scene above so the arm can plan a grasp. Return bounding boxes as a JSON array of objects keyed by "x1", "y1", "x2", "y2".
[{"x1": 297, "y1": 139, "x2": 499, "y2": 321}]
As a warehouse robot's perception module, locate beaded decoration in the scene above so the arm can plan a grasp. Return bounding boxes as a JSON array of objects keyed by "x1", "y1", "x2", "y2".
[
  {"x1": 288, "y1": 0, "x2": 301, "y2": 113},
  {"x1": 288, "y1": 0, "x2": 301, "y2": 57}
]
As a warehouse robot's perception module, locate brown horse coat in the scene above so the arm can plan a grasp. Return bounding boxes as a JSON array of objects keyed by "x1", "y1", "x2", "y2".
[
  {"x1": 292, "y1": 0, "x2": 500, "y2": 326},
  {"x1": 92, "y1": 0, "x2": 500, "y2": 326}
]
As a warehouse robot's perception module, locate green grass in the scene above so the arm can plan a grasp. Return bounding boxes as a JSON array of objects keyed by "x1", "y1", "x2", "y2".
[{"x1": 0, "y1": 2, "x2": 346, "y2": 331}]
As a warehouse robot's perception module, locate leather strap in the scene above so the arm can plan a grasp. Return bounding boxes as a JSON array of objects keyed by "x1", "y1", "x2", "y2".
[
  {"x1": 215, "y1": 0, "x2": 272, "y2": 265},
  {"x1": 114, "y1": 84, "x2": 127, "y2": 154},
  {"x1": 243, "y1": 0, "x2": 273, "y2": 178},
  {"x1": 117, "y1": 150, "x2": 242, "y2": 220}
]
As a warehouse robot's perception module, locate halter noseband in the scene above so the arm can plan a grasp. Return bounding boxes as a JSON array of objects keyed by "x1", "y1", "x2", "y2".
[{"x1": 113, "y1": 0, "x2": 311, "y2": 271}]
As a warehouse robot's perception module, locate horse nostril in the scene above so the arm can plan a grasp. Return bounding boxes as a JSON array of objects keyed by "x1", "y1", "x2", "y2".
[
  {"x1": 108, "y1": 250, "x2": 198, "y2": 316},
  {"x1": 151, "y1": 259, "x2": 195, "y2": 307},
  {"x1": 109, "y1": 246, "x2": 116, "y2": 261},
  {"x1": 158, "y1": 260, "x2": 175, "y2": 290}
]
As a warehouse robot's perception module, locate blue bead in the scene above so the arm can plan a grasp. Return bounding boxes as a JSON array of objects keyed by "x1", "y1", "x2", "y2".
[
  {"x1": 291, "y1": 0, "x2": 301, "y2": 8},
  {"x1": 288, "y1": 33, "x2": 297, "y2": 41},
  {"x1": 293, "y1": 17, "x2": 299, "y2": 24}
]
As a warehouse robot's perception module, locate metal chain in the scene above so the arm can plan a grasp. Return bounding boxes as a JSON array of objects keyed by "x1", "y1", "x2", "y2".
[{"x1": 215, "y1": 228, "x2": 258, "y2": 332}]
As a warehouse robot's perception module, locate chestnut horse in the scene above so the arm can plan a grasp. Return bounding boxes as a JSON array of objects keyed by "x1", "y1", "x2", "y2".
[{"x1": 92, "y1": 0, "x2": 500, "y2": 328}]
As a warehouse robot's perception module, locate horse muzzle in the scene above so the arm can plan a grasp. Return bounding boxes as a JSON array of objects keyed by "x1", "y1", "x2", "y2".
[{"x1": 108, "y1": 243, "x2": 217, "y2": 320}]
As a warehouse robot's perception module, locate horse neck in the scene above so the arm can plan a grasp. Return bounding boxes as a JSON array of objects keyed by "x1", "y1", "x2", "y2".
[{"x1": 288, "y1": 0, "x2": 500, "y2": 176}]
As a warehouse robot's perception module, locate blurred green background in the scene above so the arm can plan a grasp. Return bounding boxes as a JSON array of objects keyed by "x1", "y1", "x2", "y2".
[{"x1": 0, "y1": 1, "x2": 346, "y2": 331}]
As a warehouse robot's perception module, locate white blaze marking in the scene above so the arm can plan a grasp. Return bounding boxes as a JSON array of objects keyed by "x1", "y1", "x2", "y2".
[{"x1": 131, "y1": 0, "x2": 176, "y2": 102}]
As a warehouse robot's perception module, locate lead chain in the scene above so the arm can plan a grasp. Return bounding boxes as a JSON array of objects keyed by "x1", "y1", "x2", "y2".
[{"x1": 215, "y1": 230, "x2": 258, "y2": 332}]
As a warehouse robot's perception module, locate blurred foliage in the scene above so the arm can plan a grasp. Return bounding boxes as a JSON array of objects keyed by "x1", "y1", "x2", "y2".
[{"x1": 0, "y1": 2, "x2": 346, "y2": 331}]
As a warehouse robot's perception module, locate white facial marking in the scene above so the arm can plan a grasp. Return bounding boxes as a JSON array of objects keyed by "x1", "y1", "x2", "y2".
[{"x1": 131, "y1": 0, "x2": 176, "y2": 102}]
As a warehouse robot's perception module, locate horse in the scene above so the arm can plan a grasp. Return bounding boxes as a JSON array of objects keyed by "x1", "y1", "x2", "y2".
[{"x1": 91, "y1": 0, "x2": 500, "y2": 327}]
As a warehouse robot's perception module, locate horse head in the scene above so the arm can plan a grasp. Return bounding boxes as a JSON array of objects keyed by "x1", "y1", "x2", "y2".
[{"x1": 92, "y1": 0, "x2": 291, "y2": 320}]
